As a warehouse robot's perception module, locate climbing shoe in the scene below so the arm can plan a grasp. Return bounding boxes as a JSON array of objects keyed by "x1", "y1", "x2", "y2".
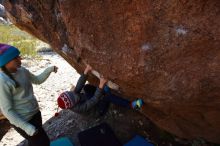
[{"x1": 131, "y1": 98, "x2": 144, "y2": 110}]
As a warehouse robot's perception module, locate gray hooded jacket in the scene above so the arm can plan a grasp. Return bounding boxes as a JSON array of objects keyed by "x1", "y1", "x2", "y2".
[{"x1": 70, "y1": 74, "x2": 104, "y2": 113}]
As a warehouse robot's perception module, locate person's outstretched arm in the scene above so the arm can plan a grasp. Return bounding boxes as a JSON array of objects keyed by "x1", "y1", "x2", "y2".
[
  {"x1": 74, "y1": 65, "x2": 92, "y2": 93},
  {"x1": 27, "y1": 66, "x2": 58, "y2": 84}
]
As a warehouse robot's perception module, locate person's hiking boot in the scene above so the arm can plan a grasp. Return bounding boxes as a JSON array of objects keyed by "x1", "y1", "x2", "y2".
[{"x1": 131, "y1": 98, "x2": 144, "y2": 110}]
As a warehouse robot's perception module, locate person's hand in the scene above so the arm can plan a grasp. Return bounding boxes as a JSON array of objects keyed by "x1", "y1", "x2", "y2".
[
  {"x1": 84, "y1": 64, "x2": 92, "y2": 75},
  {"x1": 53, "y1": 66, "x2": 58, "y2": 73},
  {"x1": 99, "y1": 75, "x2": 108, "y2": 89},
  {"x1": 32, "y1": 129, "x2": 39, "y2": 136},
  {"x1": 25, "y1": 123, "x2": 37, "y2": 136}
]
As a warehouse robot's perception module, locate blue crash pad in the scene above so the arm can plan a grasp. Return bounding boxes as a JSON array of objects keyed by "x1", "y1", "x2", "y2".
[
  {"x1": 124, "y1": 135, "x2": 154, "y2": 146},
  {"x1": 50, "y1": 137, "x2": 74, "y2": 146}
]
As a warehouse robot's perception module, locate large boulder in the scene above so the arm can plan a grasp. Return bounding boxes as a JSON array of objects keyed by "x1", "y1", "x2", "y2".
[{"x1": 4, "y1": 0, "x2": 220, "y2": 143}]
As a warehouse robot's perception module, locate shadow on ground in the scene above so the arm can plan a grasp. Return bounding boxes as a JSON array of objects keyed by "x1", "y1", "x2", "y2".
[{"x1": 15, "y1": 104, "x2": 219, "y2": 146}]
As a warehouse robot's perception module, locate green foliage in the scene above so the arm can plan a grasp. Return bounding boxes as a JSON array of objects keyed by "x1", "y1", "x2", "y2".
[{"x1": 0, "y1": 24, "x2": 38, "y2": 57}]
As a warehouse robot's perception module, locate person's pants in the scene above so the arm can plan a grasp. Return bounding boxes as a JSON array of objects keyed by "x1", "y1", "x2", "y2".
[
  {"x1": 12, "y1": 111, "x2": 50, "y2": 146},
  {"x1": 0, "y1": 119, "x2": 11, "y2": 141},
  {"x1": 83, "y1": 84, "x2": 131, "y2": 115}
]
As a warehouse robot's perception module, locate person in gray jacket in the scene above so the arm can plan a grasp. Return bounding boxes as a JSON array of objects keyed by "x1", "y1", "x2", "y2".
[
  {"x1": 57, "y1": 65, "x2": 144, "y2": 115},
  {"x1": 57, "y1": 65, "x2": 107, "y2": 113}
]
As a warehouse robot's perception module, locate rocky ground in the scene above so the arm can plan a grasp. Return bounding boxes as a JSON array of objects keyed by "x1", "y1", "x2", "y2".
[{"x1": 0, "y1": 52, "x2": 218, "y2": 146}]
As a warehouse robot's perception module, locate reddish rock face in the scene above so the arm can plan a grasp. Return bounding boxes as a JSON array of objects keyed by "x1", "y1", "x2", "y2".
[{"x1": 4, "y1": 0, "x2": 220, "y2": 143}]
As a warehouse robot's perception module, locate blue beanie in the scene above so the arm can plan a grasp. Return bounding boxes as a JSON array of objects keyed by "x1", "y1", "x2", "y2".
[{"x1": 0, "y1": 44, "x2": 20, "y2": 67}]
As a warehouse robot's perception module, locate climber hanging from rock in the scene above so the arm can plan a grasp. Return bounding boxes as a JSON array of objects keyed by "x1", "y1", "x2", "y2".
[{"x1": 56, "y1": 64, "x2": 144, "y2": 116}]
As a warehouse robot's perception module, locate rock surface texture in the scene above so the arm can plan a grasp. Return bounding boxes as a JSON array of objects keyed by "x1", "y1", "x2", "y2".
[{"x1": 4, "y1": 0, "x2": 220, "y2": 143}]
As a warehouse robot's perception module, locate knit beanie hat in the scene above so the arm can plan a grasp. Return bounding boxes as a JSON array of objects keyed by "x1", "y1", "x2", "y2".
[
  {"x1": 57, "y1": 91, "x2": 79, "y2": 109},
  {"x1": 0, "y1": 44, "x2": 20, "y2": 67}
]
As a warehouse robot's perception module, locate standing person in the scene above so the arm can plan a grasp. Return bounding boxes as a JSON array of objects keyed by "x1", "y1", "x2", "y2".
[
  {"x1": 57, "y1": 65, "x2": 144, "y2": 116},
  {"x1": 0, "y1": 44, "x2": 58, "y2": 146}
]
